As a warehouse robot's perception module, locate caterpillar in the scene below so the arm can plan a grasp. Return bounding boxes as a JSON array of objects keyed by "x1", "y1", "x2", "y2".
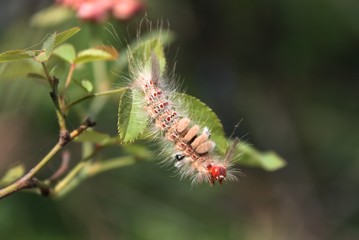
[{"x1": 128, "y1": 49, "x2": 239, "y2": 186}]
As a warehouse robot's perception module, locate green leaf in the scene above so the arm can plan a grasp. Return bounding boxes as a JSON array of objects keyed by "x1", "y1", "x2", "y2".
[
  {"x1": 31, "y1": 6, "x2": 74, "y2": 28},
  {"x1": 130, "y1": 38, "x2": 166, "y2": 74},
  {"x1": 73, "y1": 79, "x2": 89, "y2": 93},
  {"x1": 141, "y1": 30, "x2": 175, "y2": 46},
  {"x1": 81, "y1": 80, "x2": 93, "y2": 93},
  {"x1": 54, "y1": 27, "x2": 81, "y2": 47},
  {"x1": 53, "y1": 43, "x2": 76, "y2": 63},
  {"x1": 0, "y1": 59, "x2": 42, "y2": 79},
  {"x1": 173, "y1": 93, "x2": 286, "y2": 171},
  {"x1": 95, "y1": 45, "x2": 119, "y2": 59},
  {"x1": 0, "y1": 164, "x2": 25, "y2": 186},
  {"x1": 74, "y1": 47, "x2": 117, "y2": 64},
  {"x1": 113, "y1": 30, "x2": 174, "y2": 73},
  {"x1": 118, "y1": 88, "x2": 149, "y2": 143},
  {"x1": 0, "y1": 50, "x2": 40, "y2": 62},
  {"x1": 35, "y1": 32, "x2": 56, "y2": 62},
  {"x1": 236, "y1": 142, "x2": 286, "y2": 171},
  {"x1": 0, "y1": 28, "x2": 79, "y2": 63},
  {"x1": 174, "y1": 93, "x2": 227, "y2": 154}
]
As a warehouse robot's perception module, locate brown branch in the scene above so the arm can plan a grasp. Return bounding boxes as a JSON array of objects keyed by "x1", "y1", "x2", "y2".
[{"x1": 0, "y1": 118, "x2": 96, "y2": 200}]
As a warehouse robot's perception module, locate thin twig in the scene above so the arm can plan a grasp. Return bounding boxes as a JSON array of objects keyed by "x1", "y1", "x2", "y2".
[
  {"x1": 52, "y1": 146, "x2": 101, "y2": 197},
  {"x1": 48, "y1": 151, "x2": 71, "y2": 181},
  {"x1": 52, "y1": 156, "x2": 136, "y2": 198},
  {"x1": 86, "y1": 156, "x2": 136, "y2": 176},
  {"x1": 65, "y1": 87, "x2": 128, "y2": 110},
  {"x1": 0, "y1": 118, "x2": 96, "y2": 200},
  {"x1": 41, "y1": 62, "x2": 53, "y2": 89},
  {"x1": 64, "y1": 63, "x2": 76, "y2": 91},
  {"x1": 42, "y1": 62, "x2": 68, "y2": 132}
]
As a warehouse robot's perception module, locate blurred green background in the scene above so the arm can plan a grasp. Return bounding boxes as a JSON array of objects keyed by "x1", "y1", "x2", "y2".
[{"x1": 1, "y1": 0, "x2": 359, "y2": 239}]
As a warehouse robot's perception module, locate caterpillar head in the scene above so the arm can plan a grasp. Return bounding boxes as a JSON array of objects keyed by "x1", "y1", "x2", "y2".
[{"x1": 207, "y1": 164, "x2": 226, "y2": 185}]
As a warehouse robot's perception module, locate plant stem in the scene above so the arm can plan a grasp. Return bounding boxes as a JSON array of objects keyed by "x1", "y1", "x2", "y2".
[
  {"x1": 86, "y1": 156, "x2": 135, "y2": 176},
  {"x1": 41, "y1": 62, "x2": 53, "y2": 89},
  {"x1": 0, "y1": 118, "x2": 96, "y2": 200},
  {"x1": 0, "y1": 144, "x2": 62, "y2": 199},
  {"x1": 52, "y1": 147, "x2": 99, "y2": 197},
  {"x1": 53, "y1": 156, "x2": 135, "y2": 198},
  {"x1": 41, "y1": 62, "x2": 68, "y2": 132},
  {"x1": 64, "y1": 63, "x2": 76, "y2": 92},
  {"x1": 65, "y1": 87, "x2": 128, "y2": 110}
]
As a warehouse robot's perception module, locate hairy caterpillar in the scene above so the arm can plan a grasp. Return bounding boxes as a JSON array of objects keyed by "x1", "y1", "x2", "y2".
[{"x1": 126, "y1": 45, "x2": 239, "y2": 186}]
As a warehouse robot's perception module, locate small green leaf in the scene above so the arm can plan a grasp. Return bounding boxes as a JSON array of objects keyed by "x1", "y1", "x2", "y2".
[
  {"x1": 0, "y1": 59, "x2": 41, "y2": 79},
  {"x1": 0, "y1": 50, "x2": 40, "y2": 62},
  {"x1": 113, "y1": 30, "x2": 174, "y2": 73},
  {"x1": 31, "y1": 6, "x2": 74, "y2": 28},
  {"x1": 74, "y1": 47, "x2": 117, "y2": 64},
  {"x1": 35, "y1": 32, "x2": 56, "y2": 62},
  {"x1": 73, "y1": 79, "x2": 89, "y2": 93},
  {"x1": 236, "y1": 143, "x2": 286, "y2": 171},
  {"x1": 81, "y1": 80, "x2": 93, "y2": 93},
  {"x1": 0, "y1": 28, "x2": 79, "y2": 63},
  {"x1": 54, "y1": 27, "x2": 81, "y2": 47},
  {"x1": 95, "y1": 45, "x2": 119, "y2": 59},
  {"x1": 0, "y1": 164, "x2": 25, "y2": 186},
  {"x1": 130, "y1": 38, "x2": 166, "y2": 74},
  {"x1": 118, "y1": 88, "x2": 149, "y2": 143},
  {"x1": 174, "y1": 93, "x2": 227, "y2": 153},
  {"x1": 53, "y1": 43, "x2": 76, "y2": 63}
]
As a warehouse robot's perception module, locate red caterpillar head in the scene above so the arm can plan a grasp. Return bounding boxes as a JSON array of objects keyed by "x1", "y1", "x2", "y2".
[{"x1": 207, "y1": 164, "x2": 226, "y2": 185}]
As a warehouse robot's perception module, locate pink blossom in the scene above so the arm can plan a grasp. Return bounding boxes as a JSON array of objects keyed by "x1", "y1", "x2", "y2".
[
  {"x1": 113, "y1": 0, "x2": 143, "y2": 20},
  {"x1": 76, "y1": 1, "x2": 108, "y2": 22},
  {"x1": 57, "y1": 0, "x2": 143, "y2": 22}
]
